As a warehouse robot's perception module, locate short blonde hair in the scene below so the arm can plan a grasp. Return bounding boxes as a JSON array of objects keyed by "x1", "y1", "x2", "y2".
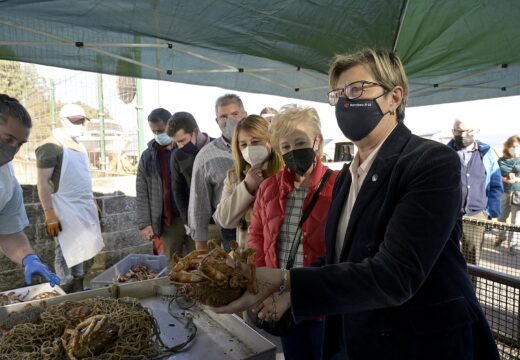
[
  {"x1": 329, "y1": 48, "x2": 408, "y2": 122},
  {"x1": 229, "y1": 115, "x2": 284, "y2": 184},
  {"x1": 269, "y1": 105, "x2": 324, "y2": 157}
]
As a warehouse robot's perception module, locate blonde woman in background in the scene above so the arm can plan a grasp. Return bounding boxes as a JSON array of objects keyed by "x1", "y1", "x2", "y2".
[{"x1": 214, "y1": 115, "x2": 284, "y2": 249}]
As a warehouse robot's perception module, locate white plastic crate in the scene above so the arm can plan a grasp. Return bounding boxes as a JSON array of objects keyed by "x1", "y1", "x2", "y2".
[
  {"x1": 90, "y1": 254, "x2": 167, "y2": 289},
  {"x1": 0, "y1": 283, "x2": 66, "y2": 307}
]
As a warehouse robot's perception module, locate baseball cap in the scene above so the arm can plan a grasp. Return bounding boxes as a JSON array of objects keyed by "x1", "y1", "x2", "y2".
[{"x1": 59, "y1": 103, "x2": 89, "y2": 121}]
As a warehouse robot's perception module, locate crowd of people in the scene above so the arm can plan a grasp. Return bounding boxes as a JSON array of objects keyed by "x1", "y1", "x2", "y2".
[{"x1": 2, "y1": 47, "x2": 520, "y2": 359}]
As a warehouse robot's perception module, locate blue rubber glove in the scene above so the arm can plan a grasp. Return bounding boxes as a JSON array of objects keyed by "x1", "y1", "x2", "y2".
[{"x1": 22, "y1": 254, "x2": 61, "y2": 287}]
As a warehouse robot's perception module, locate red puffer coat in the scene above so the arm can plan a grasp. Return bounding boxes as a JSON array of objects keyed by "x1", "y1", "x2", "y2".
[{"x1": 248, "y1": 157, "x2": 338, "y2": 268}]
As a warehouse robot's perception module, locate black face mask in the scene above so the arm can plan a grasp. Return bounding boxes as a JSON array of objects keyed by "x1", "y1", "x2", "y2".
[
  {"x1": 0, "y1": 142, "x2": 17, "y2": 167},
  {"x1": 453, "y1": 135, "x2": 474, "y2": 149},
  {"x1": 180, "y1": 141, "x2": 197, "y2": 154},
  {"x1": 283, "y1": 148, "x2": 315, "y2": 176},
  {"x1": 335, "y1": 94, "x2": 389, "y2": 141}
]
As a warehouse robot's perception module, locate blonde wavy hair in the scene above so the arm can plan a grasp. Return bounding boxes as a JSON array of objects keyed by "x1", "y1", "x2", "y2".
[
  {"x1": 229, "y1": 115, "x2": 284, "y2": 184},
  {"x1": 502, "y1": 135, "x2": 520, "y2": 158},
  {"x1": 269, "y1": 105, "x2": 324, "y2": 157},
  {"x1": 329, "y1": 48, "x2": 409, "y2": 122}
]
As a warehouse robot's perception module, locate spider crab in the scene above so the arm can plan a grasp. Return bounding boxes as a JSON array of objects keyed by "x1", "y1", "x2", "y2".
[
  {"x1": 169, "y1": 240, "x2": 258, "y2": 306},
  {"x1": 61, "y1": 314, "x2": 118, "y2": 359}
]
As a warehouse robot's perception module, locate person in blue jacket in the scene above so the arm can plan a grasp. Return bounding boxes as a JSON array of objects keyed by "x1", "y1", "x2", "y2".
[{"x1": 447, "y1": 119, "x2": 503, "y2": 264}]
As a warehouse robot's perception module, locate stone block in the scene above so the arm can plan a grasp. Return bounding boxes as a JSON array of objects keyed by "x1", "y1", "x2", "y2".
[
  {"x1": 0, "y1": 254, "x2": 20, "y2": 272},
  {"x1": 100, "y1": 214, "x2": 119, "y2": 232},
  {"x1": 24, "y1": 203, "x2": 44, "y2": 225},
  {"x1": 102, "y1": 196, "x2": 136, "y2": 215},
  {"x1": 102, "y1": 229, "x2": 145, "y2": 251},
  {"x1": 35, "y1": 223, "x2": 54, "y2": 243},
  {"x1": 23, "y1": 224, "x2": 37, "y2": 242},
  {"x1": 118, "y1": 211, "x2": 137, "y2": 229},
  {"x1": 21, "y1": 184, "x2": 36, "y2": 204},
  {"x1": 0, "y1": 270, "x2": 26, "y2": 292}
]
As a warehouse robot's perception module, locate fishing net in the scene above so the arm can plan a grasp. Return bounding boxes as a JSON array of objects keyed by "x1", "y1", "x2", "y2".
[{"x1": 0, "y1": 297, "x2": 176, "y2": 359}]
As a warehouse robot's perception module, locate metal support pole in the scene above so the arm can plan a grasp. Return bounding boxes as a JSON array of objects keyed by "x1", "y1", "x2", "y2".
[
  {"x1": 97, "y1": 73, "x2": 106, "y2": 171},
  {"x1": 50, "y1": 79, "x2": 56, "y2": 130},
  {"x1": 136, "y1": 77, "x2": 145, "y2": 155}
]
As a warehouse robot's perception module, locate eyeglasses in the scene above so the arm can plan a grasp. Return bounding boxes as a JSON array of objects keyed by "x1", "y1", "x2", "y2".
[
  {"x1": 452, "y1": 129, "x2": 474, "y2": 136},
  {"x1": 328, "y1": 80, "x2": 388, "y2": 106}
]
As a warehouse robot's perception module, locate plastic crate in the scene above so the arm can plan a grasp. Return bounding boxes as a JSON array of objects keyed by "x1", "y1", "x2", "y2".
[
  {"x1": 0, "y1": 283, "x2": 66, "y2": 307},
  {"x1": 90, "y1": 254, "x2": 167, "y2": 288}
]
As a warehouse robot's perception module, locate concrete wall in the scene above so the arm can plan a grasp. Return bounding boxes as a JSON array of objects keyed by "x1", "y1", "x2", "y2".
[{"x1": 0, "y1": 185, "x2": 150, "y2": 292}]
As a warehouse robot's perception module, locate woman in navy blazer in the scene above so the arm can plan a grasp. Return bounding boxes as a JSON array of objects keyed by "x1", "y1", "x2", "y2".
[{"x1": 213, "y1": 49, "x2": 499, "y2": 360}]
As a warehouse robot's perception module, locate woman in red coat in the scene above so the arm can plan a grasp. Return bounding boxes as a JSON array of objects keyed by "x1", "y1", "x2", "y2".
[{"x1": 248, "y1": 105, "x2": 338, "y2": 360}]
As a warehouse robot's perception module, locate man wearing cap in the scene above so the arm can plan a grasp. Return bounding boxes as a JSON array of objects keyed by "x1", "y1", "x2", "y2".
[{"x1": 35, "y1": 103, "x2": 104, "y2": 293}]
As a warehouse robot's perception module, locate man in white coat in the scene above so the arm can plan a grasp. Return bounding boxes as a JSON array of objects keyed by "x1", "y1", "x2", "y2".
[
  {"x1": 36, "y1": 103, "x2": 104, "y2": 293},
  {"x1": 0, "y1": 94, "x2": 60, "y2": 287}
]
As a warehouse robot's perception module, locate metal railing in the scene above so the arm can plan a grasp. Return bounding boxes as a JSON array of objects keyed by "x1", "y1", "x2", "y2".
[
  {"x1": 462, "y1": 217, "x2": 520, "y2": 277},
  {"x1": 461, "y1": 218, "x2": 520, "y2": 358},
  {"x1": 468, "y1": 264, "x2": 520, "y2": 359}
]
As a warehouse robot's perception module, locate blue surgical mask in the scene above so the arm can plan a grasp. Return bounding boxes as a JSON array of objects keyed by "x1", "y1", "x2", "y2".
[{"x1": 154, "y1": 132, "x2": 171, "y2": 146}]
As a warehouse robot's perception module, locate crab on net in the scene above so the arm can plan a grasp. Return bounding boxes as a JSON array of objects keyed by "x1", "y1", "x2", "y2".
[
  {"x1": 0, "y1": 297, "x2": 196, "y2": 360},
  {"x1": 169, "y1": 239, "x2": 258, "y2": 307}
]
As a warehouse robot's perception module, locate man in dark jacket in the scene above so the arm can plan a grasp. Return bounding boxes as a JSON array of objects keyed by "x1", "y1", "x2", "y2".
[
  {"x1": 166, "y1": 111, "x2": 212, "y2": 233},
  {"x1": 136, "y1": 108, "x2": 186, "y2": 261}
]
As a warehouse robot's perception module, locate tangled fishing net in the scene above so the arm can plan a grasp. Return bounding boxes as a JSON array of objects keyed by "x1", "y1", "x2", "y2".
[{"x1": 0, "y1": 297, "x2": 189, "y2": 360}]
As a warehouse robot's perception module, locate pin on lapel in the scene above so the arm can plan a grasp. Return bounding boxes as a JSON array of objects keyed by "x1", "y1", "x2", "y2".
[{"x1": 372, "y1": 174, "x2": 378, "y2": 182}]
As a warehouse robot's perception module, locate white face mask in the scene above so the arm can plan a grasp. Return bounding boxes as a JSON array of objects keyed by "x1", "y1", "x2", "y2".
[
  {"x1": 221, "y1": 118, "x2": 239, "y2": 140},
  {"x1": 64, "y1": 122, "x2": 84, "y2": 139},
  {"x1": 510, "y1": 147, "x2": 520, "y2": 157},
  {"x1": 241, "y1": 145, "x2": 270, "y2": 166}
]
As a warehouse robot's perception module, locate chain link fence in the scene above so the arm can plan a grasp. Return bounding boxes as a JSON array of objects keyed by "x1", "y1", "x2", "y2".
[{"x1": 2, "y1": 60, "x2": 141, "y2": 188}]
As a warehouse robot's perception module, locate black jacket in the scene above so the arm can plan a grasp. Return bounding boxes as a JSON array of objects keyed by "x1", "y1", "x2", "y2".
[
  {"x1": 290, "y1": 123, "x2": 499, "y2": 360},
  {"x1": 171, "y1": 137, "x2": 214, "y2": 226},
  {"x1": 136, "y1": 139, "x2": 178, "y2": 234}
]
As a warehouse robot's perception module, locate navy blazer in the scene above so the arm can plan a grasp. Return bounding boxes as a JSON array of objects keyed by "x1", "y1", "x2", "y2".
[{"x1": 290, "y1": 123, "x2": 499, "y2": 360}]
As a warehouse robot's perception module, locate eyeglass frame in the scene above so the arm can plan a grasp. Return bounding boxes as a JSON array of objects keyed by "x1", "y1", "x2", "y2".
[{"x1": 328, "y1": 80, "x2": 389, "y2": 106}]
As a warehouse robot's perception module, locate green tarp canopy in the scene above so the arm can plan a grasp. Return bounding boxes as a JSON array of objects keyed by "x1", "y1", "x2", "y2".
[{"x1": 1, "y1": 0, "x2": 519, "y2": 106}]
